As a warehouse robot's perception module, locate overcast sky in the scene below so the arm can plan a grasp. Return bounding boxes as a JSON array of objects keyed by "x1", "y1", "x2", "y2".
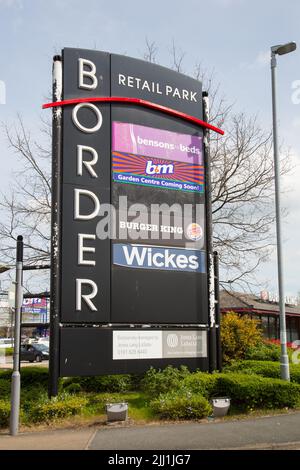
[{"x1": 0, "y1": 0, "x2": 299, "y2": 296}]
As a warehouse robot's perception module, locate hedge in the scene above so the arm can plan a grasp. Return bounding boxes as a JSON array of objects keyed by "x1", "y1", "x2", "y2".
[
  {"x1": 0, "y1": 369, "x2": 13, "y2": 381},
  {"x1": 0, "y1": 368, "x2": 138, "y2": 394},
  {"x1": 182, "y1": 372, "x2": 219, "y2": 398},
  {"x1": 245, "y1": 342, "x2": 280, "y2": 361},
  {"x1": 141, "y1": 366, "x2": 190, "y2": 396},
  {"x1": 27, "y1": 394, "x2": 88, "y2": 423},
  {"x1": 224, "y1": 360, "x2": 300, "y2": 384},
  {"x1": 62, "y1": 374, "x2": 136, "y2": 393},
  {"x1": 0, "y1": 378, "x2": 11, "y2": 398},
  {"x1": 150, "y1": 390, "x2": 212, "y2": 420},
  {"x1": 0, "y1": 400, "x2": 10, "y2": 427},
  {"x1": 245, "y1": 342, "x2": 296, "y2": 362},
  {"x1": 215, "y1": 372, "x2": 300, "y2": 410}
]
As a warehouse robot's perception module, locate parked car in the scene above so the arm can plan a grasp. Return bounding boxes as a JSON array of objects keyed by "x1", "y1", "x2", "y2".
[
  {"x1": 20, "y1": 343, "x2": 49, "y2": 363},
  {"x1": 35, "y1": 337, "x2": 49, "y2": 347}
]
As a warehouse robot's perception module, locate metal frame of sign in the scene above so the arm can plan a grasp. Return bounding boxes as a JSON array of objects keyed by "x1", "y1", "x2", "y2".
[{"x1": 45, "y1": 49, "x2": 223, "y2": 397}]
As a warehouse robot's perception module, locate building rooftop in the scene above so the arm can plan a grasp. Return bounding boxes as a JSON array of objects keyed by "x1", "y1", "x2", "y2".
[{"x1": 220, "y1": 290, "x2": 300, "y2": 316}]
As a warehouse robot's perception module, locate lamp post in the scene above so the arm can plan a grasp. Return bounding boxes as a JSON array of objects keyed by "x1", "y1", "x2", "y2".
[
  {"x1": 271, "y1": 41, "x2": 296, "y2": 381},
  {"x1": 0, "y1": 264, "x2": 10, "y2": 274}
]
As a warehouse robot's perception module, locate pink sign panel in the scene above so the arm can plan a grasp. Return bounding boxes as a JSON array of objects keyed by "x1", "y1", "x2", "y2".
[{"x1": 112, "y1": 122, "x2": 203, "y2": 165}]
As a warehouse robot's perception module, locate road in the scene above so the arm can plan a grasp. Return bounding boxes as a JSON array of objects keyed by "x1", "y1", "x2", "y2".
[
  {"x1": 89, "y1": 412, "x2": 300, "y2": 450},
  {"x1": 1, "y1": 411, "x2": 300, "y2": 450}
]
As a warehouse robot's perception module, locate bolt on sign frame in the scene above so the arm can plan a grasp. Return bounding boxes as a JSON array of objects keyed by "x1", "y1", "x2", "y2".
[{"x1": 43, "y1": 49, "x2": 224, "y2": 396}]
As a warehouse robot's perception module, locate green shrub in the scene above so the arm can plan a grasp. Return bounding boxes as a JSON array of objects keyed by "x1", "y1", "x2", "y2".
[
  {"x1": 141, "y1": 366, "x2": 190, "y2": 396},
  {"x1": 18, "y1": 367, "x2": 49, "y2": 389},
  {"x1": 215, "y1": 372, "x2": 300, "y2": 410},
  {"x1": 0, "y1": 370, "x2": 12, "y2": 381},
  {"x1": 62, "y1": 374, "x2": 134, "y2": 393},
  {"x1": 221, "y1": 312, "x2": 262, "y2": 363},
  {"x1": 28, "y1": 394, "x2": 88, "y2": 423},
  {"x1": 224, "y1": 360, "x2": 300, "y2": 384},
  {"x1": 86, "y1": 392, "x2": 129, "y2": 414},
  {"x1": 0, "y1": 400, "x2": 10, "y2": 428},
  {"x1": 150, "y1": 390, "x2": 212, "y2": 420},
  {"x1": 182, "y1": 372, "x2": 219, "y2": 398},
  {"x1": 245, "y1": 342, "x2": 281, "y2": 362},
  {"x1": 0, "y1": 379, "x2": 11, "y2": 398},
  {"x1": 63, "y1": 383, "x2": 82, "y2": 394}
]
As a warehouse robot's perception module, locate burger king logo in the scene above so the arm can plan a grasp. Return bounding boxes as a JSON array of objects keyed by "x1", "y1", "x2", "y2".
[{"x1": 186, "y1": 223, "x2": 203, "y2": 241}]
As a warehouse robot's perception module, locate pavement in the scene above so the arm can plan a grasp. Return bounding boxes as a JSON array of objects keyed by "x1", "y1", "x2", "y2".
[
  {"x1": 1, "y1": 411, "x2": 300, "y2": 450},
  {"x1": 0, "y1": 358, "x2": 49, "y2": 369}
]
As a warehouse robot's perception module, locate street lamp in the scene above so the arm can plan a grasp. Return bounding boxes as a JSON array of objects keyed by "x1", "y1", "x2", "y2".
[
  {"x1": 0, "y1": 264, "x2": 10, "y2": 274},
  {"x1": 270, "y1": 41, "x2": 297, "y2": 381}
]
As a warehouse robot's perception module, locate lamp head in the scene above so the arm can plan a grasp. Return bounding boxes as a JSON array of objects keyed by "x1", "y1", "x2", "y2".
[
  {"x1": 271, "y1": 42, "x2": 297, "y2": 56},
  {"x1": 0, "y1": 265, "x2": 10, "y2": 274}
]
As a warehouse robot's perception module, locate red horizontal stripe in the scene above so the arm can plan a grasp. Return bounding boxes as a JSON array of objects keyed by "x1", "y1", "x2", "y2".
[{"x1": 42, "y1": 96, "x2": 224, "y2": 135}]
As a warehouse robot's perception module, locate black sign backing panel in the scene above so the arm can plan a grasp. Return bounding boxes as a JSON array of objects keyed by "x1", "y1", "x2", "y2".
[
  {"x1": 60, "y1": 328, "x2": 209, "y2": 376},
  {"x1": 111, "y1": 54, "x2": 203, "y2": 119},
  {"x1": 60, "y1": 49, "x2": 111, "y2": 323},
  {"x1": 63, "y1": 48, "x2": 110, "y2": 100},
  {"x1": 62, "y1": 104, "x2": 111, "y2": 189},
  {"x1": 60, "y1": 185, "x2": 111, "y2": 323},
  {"x1": 110, "y1": 69, "x2": 208, "y2": 324},
  {"x1": 111, "y1": 268, "x2": 208, "y2": 324}
]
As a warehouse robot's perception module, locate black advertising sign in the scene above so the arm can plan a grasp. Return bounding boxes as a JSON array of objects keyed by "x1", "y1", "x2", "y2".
[
  {"x1": 60, "y1": 328, "x2": 209, "y2": 376},
  {"x1": 47, "y1": 48, "x2": 223, "y2": 381},
  {"x1": 110, "y1": 55, "x2": 207, "y2": 324}
]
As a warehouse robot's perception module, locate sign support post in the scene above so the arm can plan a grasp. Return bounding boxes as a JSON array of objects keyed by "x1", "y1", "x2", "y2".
[
  {"x1": 49, "y1": 55, "x2": 62, "y2": 398},
  {"x1": 202, "y1": 91, "x2": 217, "y2": 372},
  {"x1": 10, "y1": 235, "x2": 23, "y2": 436},
  {"x1": 214, "y1": 251, "x2": 222, "y2": 371}
]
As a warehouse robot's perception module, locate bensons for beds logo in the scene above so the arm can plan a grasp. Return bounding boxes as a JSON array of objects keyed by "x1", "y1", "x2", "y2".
[{"x1": 113, "y1": 244, "x2": 206, "y2": 273}]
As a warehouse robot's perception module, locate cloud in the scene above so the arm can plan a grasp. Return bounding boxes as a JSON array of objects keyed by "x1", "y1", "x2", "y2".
[
  {"x1": 212, "y1": 0, "x2": 245, "y2": 6},
  {"x1": 292, "y1": 117, "x2": 300, "y2": 128},
  {"x1": 0, "y1": 0, "x2": 22, "y2": 8},
  {"x1": 282, "y1": 152, "x2": 300, "y2": 211},
  {"x1": 240, "y1": 50, "x2": 270, "y2": 70}
]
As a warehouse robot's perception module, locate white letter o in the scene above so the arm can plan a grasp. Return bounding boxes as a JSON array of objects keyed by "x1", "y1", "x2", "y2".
[{"x1": 72, "y1": 102, "x2": 103, "y2": 133}]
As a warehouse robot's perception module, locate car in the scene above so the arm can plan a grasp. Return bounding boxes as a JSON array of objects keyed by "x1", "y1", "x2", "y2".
[
  {"x1": 35, "y1": 338, "x2": 49, "y2": 347},
  {"x1": 20, "y1": 343, "x2": 49, "y2": 363}
]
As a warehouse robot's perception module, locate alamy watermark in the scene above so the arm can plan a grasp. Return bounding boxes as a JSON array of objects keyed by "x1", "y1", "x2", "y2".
[
  {"x1": 0, "y1": 80, "x2": 6, "y2": 104},
  {"x1": 291, "y1": 80, "x2": 300, "y2": 104},
  {"x1": 93, "y1": 196, "x2": 205, "y2": 248},
  {"x1": 291, "y1": 340, "x2": 300, "y2": 364}
]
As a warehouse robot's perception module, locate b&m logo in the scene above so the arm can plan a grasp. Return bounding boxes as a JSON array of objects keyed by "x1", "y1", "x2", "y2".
[
  {"x1": 145, "y1": 160, "x2": 174, "y2": 175},
  {"x1": 113, "y1": 244, "x2": 206, "y2": 273}
]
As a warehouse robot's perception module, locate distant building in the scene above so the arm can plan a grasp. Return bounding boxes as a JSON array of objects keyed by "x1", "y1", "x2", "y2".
[
  {"x1": 0, "y1": 291, "x2": 50, "y2": 338},
  {"x1": 0, "y1": 291, "x2": 12, "y2": 330},
  {"x1": 220, "y1": 290, "x2": 300, "y2": 342}
]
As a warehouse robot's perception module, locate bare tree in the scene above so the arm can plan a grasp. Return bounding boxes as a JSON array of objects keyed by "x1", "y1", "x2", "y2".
[
  {"x1": 143, "y1": 38, "x2": 158, "y2": 64},
  {"x1": 0, "y1": 42, "x2": 291, "y2": 291},
  {"x1": 170, "y1": 40, "x2": 185, "y2": 73},
  {"x1": 0, "y1": 117, "x2": 51, "y2": 267},
  {"x1": 167, "y1": 43, "x2": 291, "y2": 290}
]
